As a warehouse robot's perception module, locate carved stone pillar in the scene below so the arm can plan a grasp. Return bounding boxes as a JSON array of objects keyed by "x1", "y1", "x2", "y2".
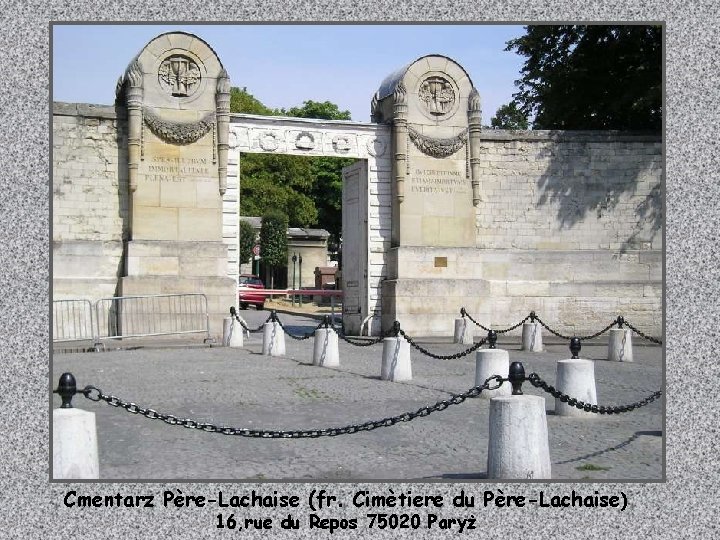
[
  {"x1": 468, "y1": 87, "x2": 483, "y2": 206},
  {"x1": 393, "y1": 81, "x2": 408, "y2": 203},
  {"x1": 125, "y1": 60, "x2": 143, "y2": 194},
  {"x1": 215, "y1": 68, "x2": 230, "y2": 196}
]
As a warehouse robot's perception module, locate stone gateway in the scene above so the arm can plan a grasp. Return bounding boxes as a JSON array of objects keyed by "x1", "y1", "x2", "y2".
[{"x1": 52, "y1": 32, "x2": 662, "y2": 339}]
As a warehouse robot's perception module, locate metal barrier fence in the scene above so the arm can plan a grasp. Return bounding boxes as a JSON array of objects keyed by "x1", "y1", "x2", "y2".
[
  {"x1": 94, "y1": 293, "x2": 211, "y2": 343},
  {"x1": 52, "y1": 299, "x2": 95, "y2": 345}
]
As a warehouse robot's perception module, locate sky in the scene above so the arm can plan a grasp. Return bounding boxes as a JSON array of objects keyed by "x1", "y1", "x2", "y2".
[{"x1": 52, "y1": 24, "x2": 527, "y2": 125}]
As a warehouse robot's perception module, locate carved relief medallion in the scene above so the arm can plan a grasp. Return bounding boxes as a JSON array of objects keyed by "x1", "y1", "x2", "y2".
[
  {"x1": 259, "y1": 131, "x2": 279, "y2": 151},
  {"x1": 332, "y1": 135, "x2": 352, "y2": 153},
  {"x1": 295, "y1": 131, "x2": 316, "y2": 150},
  {"x1": 366, "y1": 137, "x2": 387, "y2": 157},
  {"x1": 158, "y1": 55, "x2": 202, "y2": 97},
  {"x1": 418, "y1": 76, "x2": 456, "y2": 117}
]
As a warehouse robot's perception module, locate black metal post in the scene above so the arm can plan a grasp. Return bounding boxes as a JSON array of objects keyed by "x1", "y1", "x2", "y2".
[
  {"x1": 508, "y1": 362, "x2": 525, "y2": 395},
  {"x1": 55, "y1": 373, "x2": 77, "y2": 409},
  {"x1": 298, "y1": 255, "x2": 303, "y2": 307},
  {"x1": 570, "y1": 337, "x2": 581, "y2": 359},
  {"x1": 291, "y1": 253, "x2": 297, "y2": 307},
  {"x1": 488, "y1": 330, "x2": 497, "y2": 349}
]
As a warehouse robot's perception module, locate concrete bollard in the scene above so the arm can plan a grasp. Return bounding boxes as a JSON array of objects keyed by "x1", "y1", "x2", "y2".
[
  {"x1": 262, "y1": 321, "x2": 286, "y2": 357},
  {"x1": 313, "y1": 327, "x2": 339, "y2": 367},
  {"x1": 453, "y1": 318, "x2": 474, "y2": 344},
  {"x1": 53, "y1": 408, "x2": 100, "y2": 479},
  {"x1": 381, "y1": 336, "x2": 412, "y2": 382},
  {"x1": 474, "y1": 349, "x2": 511, "y2": 398},
  {"x1": 223, "y1": 317, "x2": 244, "y2": 348},
  {"x1": 608, "y1": 328, "x2": 633, "y2": 362},
  {"x1": 521, "y1": 322, "x2": 543, "y2": 352},
  {"x1": 555, "y1": 359, "x2": 597, "y2": 417},
  {"x1": 487, "y1": 395, "x2": 551, "y2": 480}
]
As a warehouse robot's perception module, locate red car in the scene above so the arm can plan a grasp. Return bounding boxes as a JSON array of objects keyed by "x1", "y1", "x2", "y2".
[{"x1": 238, "y1": 274, "x2": 266, "y2": 310}]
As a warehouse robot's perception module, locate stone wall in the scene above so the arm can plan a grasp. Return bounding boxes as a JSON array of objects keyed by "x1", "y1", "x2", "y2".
[
  {"x1": 52, "y1": 103, "x2": 128, "y2": 301},
  {"x1": 52, "y1": 103, "x2": 662, "y2": 338},
  {"x1": 383, "y1": 130, "x2": 662, "y2": 336}
]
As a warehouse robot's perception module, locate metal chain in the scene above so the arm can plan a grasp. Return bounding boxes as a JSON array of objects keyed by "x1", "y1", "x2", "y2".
[
  {"x1": 463, "y1": 310, "x2": 531, "y2": 334},
  {"x1": 78, "y1": 376, "x2": 505, "y2": 438},
  {"x1": 235, "y1": 313, "x2": 270, "y2": 334},
  {"x1": 623, "y1": 320, "x2": 663, "y2": 345},
  {"x1": 534, "y1": 315, "x2": 619, "y2": 341},
  {"x1": 330, "y1": 322, "x2": 391, "y2": 347},
  {"x1": 398, "y1": 329, "x2": 488, "y2": 360},
  {"x1": 275, "y1": 317, "x2": 325, "y2": 341},
  {"x1": 527, "y1": 373, "x2": 662, "y2": 414}
]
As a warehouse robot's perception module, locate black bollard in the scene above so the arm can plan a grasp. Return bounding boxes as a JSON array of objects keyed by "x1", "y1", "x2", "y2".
[
  {"x1": 55, "y1": 373, "x2": 77, "y2": 409},
  {"x1": 488, "y1": 330, "x2": 498, "y2": 349},
  {"x1": 393, "y1": 321, "x2": 401, "y2": 337},
  {"x1": 508, "y1": 362, "x2": 526, "y2": 395},
  {"x1": 570, "y1": 337, "x2": 581, "y2": 359}
]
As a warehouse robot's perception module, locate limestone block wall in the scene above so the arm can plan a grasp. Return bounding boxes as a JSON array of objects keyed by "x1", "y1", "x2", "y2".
[
  {"x1": 475, "y1": 131, "x2": 662, "y2": 334},
  {"x1": 475, "y1": 131, "x2": 662, "y2": 252},
  {"x1": 52, "y1": 103, "x2": 128, "y2": 301}
]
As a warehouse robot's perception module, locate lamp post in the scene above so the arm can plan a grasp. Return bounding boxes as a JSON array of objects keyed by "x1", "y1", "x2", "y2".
[
  {"x1": 298, "y1": 254, "x2": 303, "y2": 307},
  {"x1": 291, "y1": 253, "x2": 297, "y2": 307}
]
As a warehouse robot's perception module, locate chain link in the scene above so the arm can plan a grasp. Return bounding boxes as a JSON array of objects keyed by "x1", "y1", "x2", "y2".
[
  {"x1": 275, "y1": 317, "x2": 325, "y2": 341},
  {"x1": 235, "y1": 313, "x2": 271, "y2": 334},
  {"x1": 526, "y1": 373, "x2": 662, "y2": 414},
  {"x1": 623, "y1": 319, "x2": 663, "y2": 345},
  {"x1": 330, "y1": 322, "x2": 392, "y2": 347},
  {"x1": 398, "y1": 329, "x2": 488, "y2": 360},
  {"x1": 463, "y1": 310, "x2": 531, "y2": 334},
  {"x1": 534, "y1": 315, "x2": 618, "y2": 341},
  {"x1": 79, "y1": 377, "x2": 504, "y2": 438}
]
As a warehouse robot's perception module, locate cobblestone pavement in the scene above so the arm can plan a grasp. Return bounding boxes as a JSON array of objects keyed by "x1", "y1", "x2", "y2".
[{"x1": 52, "y1": 311, "x2": 663, "y2": 482}]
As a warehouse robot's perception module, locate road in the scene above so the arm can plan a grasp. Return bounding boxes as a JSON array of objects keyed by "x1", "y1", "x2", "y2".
[{"x1": 52, "y1": 309, "x2": 664, "y2": 481}]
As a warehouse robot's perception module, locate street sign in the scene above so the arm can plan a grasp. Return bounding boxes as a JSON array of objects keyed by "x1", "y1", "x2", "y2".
[{"x1": 252, "y1": 244, "x2": 260, "y2": 257}]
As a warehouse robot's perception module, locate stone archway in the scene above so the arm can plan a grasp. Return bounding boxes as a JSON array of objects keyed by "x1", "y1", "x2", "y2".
[{"x1": 224, "y1": 115, "x2": 392, "y2": 335}]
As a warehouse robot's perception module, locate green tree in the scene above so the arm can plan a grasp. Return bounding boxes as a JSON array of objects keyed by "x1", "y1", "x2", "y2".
[
  {"x1": 506, "y1": 25, "x2": 662, "y2": 130},
  {"x1": 238, "y1": 220, "x2": 256, "y2": 267},
  {"x1": 233, "y1": 91, "x2": 354, "y2": 242},
  {"x1": 230, "y1": 87, "x2": 275, "y2": 116},
  {"x1": 280, "y1": 100, "x2": 351, "y2": 120},
  {"x1": 490, "y1": 102, "x2": 529, "y2": 130},
  {"x1": 259, "y1": 210, "x2": 288, "y2": 290}
]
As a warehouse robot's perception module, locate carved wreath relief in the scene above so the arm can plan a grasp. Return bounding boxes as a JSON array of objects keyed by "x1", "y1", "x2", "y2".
[
  {"x1": 158, "y1": 55, "x2": 202, "y2": 97},
  {"x1": 418, "y1": 76, "x2": 455, "y2": 117}
]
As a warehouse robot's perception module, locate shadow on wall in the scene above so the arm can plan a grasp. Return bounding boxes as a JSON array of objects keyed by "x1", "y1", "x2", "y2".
[
  {"x1": 114, "y1": 103, "x2": 130, "y2": 297},
  {"x1": 534, "y1": 137, "x2": 662, "y2": 253}
]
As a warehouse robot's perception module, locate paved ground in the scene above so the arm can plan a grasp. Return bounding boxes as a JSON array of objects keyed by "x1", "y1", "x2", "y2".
[{"x1": 52, "y1": 309, "x2": 663, "y2": 482}]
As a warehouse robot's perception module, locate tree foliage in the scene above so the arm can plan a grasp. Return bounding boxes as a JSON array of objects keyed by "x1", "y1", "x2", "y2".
[
  {"x1": 279, "y1": 100, "x2": 351, "y2": 120},
  {"x1": 259, "y1": 210, "x2": 288, "y2": 271},
  {"x1": 238, "y1": 219, "x2": 256, "y2": 266},
  {"x1": 230, "y1": 87, "x2": 274, "y2": 116},
  {"x1": 506, "y1": 25, "x2": 662, "y2": 130},
  {"x1": 232, "y1": 89, "x2": 354, "y2": 243},
  {"x1": 490, "y1": 102, "x2": 529, "y2": 130}
]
